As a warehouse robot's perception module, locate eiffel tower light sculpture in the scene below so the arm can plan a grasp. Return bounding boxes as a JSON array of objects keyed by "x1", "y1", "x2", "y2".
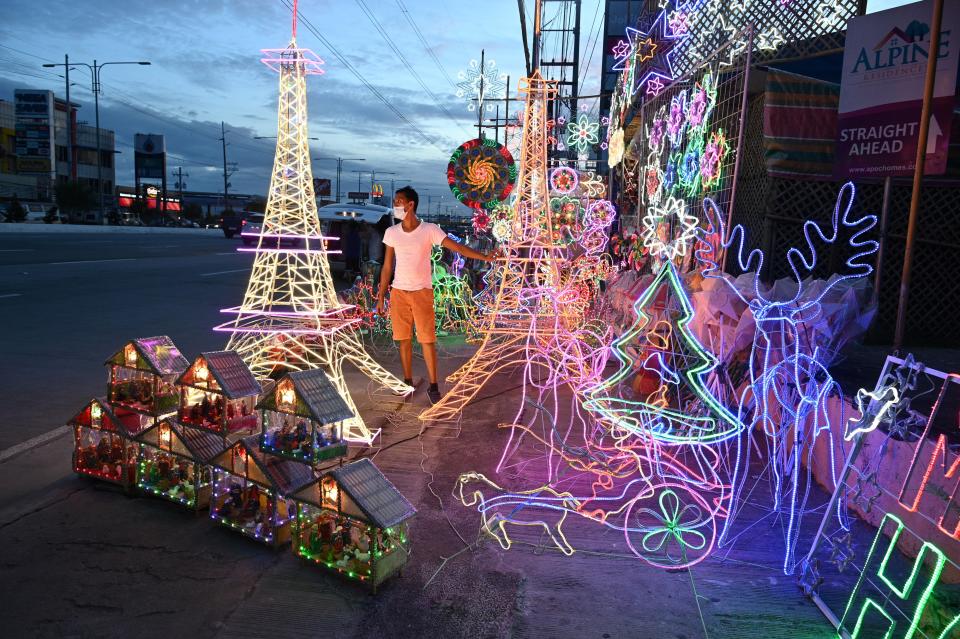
[
  {"x1": 421, "y1": 71, "x2": 580, "y2": 423},
  {"x1": 216, "y1": 1, "x2": 411, "y2": 444}
]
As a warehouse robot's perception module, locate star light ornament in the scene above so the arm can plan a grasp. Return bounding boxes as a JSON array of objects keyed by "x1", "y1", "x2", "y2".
[
  {"x1": 611, "y1": 9, "x2": 683, "y2": 99},
  {"x1": 817, "y1": 0, "x2": 846, "y2": 31},
  {"x1": 757, "y1": 26, "x2": 786, "y2": 52},
  {"x1": 457, "y1": 58, "x2": 508, "y2": 112},
  {"x1": 642, "y1": 196, "x2": 698, "y2": 260}
]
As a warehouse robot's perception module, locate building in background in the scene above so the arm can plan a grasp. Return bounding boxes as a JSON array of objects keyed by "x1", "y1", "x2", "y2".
[{"x1": 0, "y1": 89, "x2": 115, "y2": 207}]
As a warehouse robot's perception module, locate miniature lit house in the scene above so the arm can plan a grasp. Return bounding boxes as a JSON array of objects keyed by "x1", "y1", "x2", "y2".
[
  {"x1": 69, "y1": 397, "x2": 147, "y2": 488},
  {"x1": 209, "y1": 435, "x2": 315, "y2": 547},
  {"x1": 106, "y1": 336, "x2": 189, "y2": 418},
  {"x1": 136, "y1": 418, "x2": 226, "y2": 510},
  {"x1": 257, "y1": 369, "x2": 352, "y2": 465},
  {"x1": 177, "y1": 351, "x2": 261, "y2": 442},
  {"x1": 292, "y1": 458, "x2": 416, "y2": 591}
]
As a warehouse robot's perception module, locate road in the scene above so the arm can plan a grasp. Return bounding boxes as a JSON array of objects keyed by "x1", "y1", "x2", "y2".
[{"x1": 0, "y1": 230, "x2": 255, "y2": 449}]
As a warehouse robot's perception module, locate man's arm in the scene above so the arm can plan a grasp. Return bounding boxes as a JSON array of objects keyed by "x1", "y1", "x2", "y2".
[
  {"x1": 376, "y1": 245, "x2": 395, "y2": 314},
  {"x1": 441, "y1": 237, "x2": 493, "y2": 262}
]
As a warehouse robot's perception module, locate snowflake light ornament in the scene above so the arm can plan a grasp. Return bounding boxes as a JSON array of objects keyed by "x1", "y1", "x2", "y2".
[
  {"x1": 642, "y1": 196, "x2": 698, "y2": 260},
  {"x1": 456, "y1": 58, "x2": 507, "y2": 112},
  {"x1": 491, "y1": 217, "x2": 512, "y2": 243}
]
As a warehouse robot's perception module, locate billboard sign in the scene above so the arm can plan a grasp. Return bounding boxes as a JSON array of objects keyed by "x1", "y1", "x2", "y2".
[
  {"x1": 14, "y1": 90, "x2": 54, "y2": 175},
  {"x1": 134, "y1": 133, "x2": 166, "y2": 179},
  {"x1": 313, "y1": 177, "x2": 331, "y2": 196},
  {"x1": 835, "y1": 0, "x2": 960, "y2": 178},
  {"x1": 347, "y1": 191, "x2": 369, "y2": 201}
]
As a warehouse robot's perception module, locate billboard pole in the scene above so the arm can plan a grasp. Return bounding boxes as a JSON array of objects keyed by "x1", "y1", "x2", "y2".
[{"x1": 893, "y1": 0, "x2": 945, "y2": 350}]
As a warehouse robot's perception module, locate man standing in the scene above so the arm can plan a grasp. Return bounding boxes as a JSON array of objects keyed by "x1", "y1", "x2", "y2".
[{"x1": 377, "y1": 186, "x2": 493, "y2": 403}]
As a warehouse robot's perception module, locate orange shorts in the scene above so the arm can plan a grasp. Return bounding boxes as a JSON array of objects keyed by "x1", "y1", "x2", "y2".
[{"x1": 389, "y1": 287, "x2": 436, "y2": 343}]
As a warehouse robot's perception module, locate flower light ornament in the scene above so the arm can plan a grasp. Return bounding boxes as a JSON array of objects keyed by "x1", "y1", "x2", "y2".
[
  {"x1": 492, "y1": 217, "x2": 512, "y2": 244},
  {"x1": 667, "y1": 91, "x2": 687, "y2": 146},
  {"x1": 607, "y1": 128, "x2": 626, "y2": 168},
  {"x1": 549, "y1": 166, "x2": 579, "y2": 195},
  {"x1": 678, "y1": 149, "x2": 701, "y2": 188},
  {"x1": 642, "y1": 196, "x2": 698, "y2": 261},
  {"x1": 700, "y1": 130, "x2": 728, "y2": 190},
  {"x1": 629, "y1": 487, "x2": 710, "y2": 567},
  {"x1": 565, "y1": 113, "x2": 600, "y2": 155}
]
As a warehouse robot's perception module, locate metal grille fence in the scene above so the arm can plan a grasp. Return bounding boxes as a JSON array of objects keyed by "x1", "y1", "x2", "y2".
[{"x1": 728, "y1": 92, "x2": 960, "y2": 346}]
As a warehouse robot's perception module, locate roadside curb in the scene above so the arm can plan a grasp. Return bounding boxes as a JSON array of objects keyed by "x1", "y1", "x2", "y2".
[{"x1": 0, "y1": 425, "x2": 71, "y2": 464}]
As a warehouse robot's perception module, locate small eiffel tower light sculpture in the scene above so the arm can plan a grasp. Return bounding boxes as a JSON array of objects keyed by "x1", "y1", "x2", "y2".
[
  {"x1": 216, "y1": 1, "x2": 411, "y2": 443},
  {"x1": 421, "y1": 71, "x2": 577, "y2": 422}
]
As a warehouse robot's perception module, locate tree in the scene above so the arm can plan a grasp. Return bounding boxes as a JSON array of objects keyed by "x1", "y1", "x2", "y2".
[
  {"x1": 183, "y1": 203, "x2": 203, "y2": 221},
  {"x1": 54, "y1": 181, "x2": 96, "y2": 222},
  {"x1": 5, "y1": 195, "x2": 25, "y2": 223},
  {"x1": 246, "y1": 197, "x2": 267, "y2": 213},
  {"x1": 585, "y1": 261, "x2": 744, "y2": 445}
]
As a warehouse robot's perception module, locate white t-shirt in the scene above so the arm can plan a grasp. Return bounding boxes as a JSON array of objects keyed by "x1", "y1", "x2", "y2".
[{"x1": 383, "y1": 221, "x2": 447, "y2": 291}]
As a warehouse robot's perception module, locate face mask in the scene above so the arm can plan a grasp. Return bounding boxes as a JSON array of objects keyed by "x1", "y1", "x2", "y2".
[{"x1": 392, "y1": 205, "x2": 407, "y2": 221}]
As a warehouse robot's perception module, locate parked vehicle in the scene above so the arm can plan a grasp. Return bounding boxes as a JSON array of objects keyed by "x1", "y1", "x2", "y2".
[
  {"x1": 22, "y1": 202, "x2": 58, "y2": 223},
  {"x1": 240, "y1": 213, "x2": 265, "y2": 245},
  {"x1": 221, "y1": 209, "x2": 256, "y2": 238},
  {"x1": 317, "y1": 203, "x2": 393, "y2": 273}
]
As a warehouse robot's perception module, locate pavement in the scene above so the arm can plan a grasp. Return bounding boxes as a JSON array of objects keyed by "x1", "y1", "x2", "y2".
[
  {"x1": 0, "y1": 338, "x2": 842, "y2": 639},
  {"x1": 0, "y1": 229, "x2": 887, "y2": 638}
]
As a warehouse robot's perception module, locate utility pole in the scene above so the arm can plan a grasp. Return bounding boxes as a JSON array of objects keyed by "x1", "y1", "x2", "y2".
[
  {"x1": 477, "y1": 49, "x2": 486, "y2": 138},
  {"x1": 64, "y1": 54, "x2": 73, "y2": 181},
  {"x1": 219, "y1": 122, "x2": 237, "y2": 211},
  {"x1": 313, "y1": 156, "x2": 365, "y2": 202},
  {"x1": 894, "y1": 0, "x2": 945, "y2": 349},
  {"x1": 42, "y1": 58, "x2": 151, "y2": 219},
  {"x1": 173, "y1": 166, "x2": 189, "y2": 216}
]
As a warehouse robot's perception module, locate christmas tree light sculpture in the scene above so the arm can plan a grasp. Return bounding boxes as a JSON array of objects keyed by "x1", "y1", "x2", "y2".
[
  {"x1": 216, "y1": 3, "x2": 411, "y2": 443},
  {"x1": 421, "y1": 71, "x2": 575, "y2": 422}
]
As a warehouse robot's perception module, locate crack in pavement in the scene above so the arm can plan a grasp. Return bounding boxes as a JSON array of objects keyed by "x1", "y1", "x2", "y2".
[{"x1": 0, "y1": 484, "x2": 89, "y2": 530}]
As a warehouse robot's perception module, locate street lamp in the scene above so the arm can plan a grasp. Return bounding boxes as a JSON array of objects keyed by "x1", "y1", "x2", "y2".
[
  {"x1": 314, "y1": 157, "x2": 365, "y2": 203},
  {"x1": 44, "y1": 58, "x2": 151, "y2": 221}
]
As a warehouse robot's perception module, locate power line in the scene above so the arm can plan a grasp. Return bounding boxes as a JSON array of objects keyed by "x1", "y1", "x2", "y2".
[
  {"x1": 280, "y1": 0, "x2": 447, "y2": 152},
  {"x1": 353, "y1": 0, "x2": 469, "y2": 136},
  {"x1": 394, "y1": 0, "x2": 458, "y2": 90}
]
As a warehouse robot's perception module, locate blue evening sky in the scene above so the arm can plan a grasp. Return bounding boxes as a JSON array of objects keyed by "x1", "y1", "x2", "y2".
[{"x1": 0, "y1": 0, "x2": 920, "y2": 209}]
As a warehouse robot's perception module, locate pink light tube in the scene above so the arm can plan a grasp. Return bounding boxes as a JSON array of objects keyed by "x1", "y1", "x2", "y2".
[
  {"x1": 213, "y1": 323, "x2": 358, "y2": 336},
  {"x1": 219, "y1": 305, "x2": 358, "y2": 317},
  {"x1": 260, "y1": 47, "x2": 325, "y2": 75},
  {"x1": 237, "y1": 247, "x2": 342, "y2": 255},
  {"x1": 240, "y1": 232, "x2": 339, "y2": 241}
]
